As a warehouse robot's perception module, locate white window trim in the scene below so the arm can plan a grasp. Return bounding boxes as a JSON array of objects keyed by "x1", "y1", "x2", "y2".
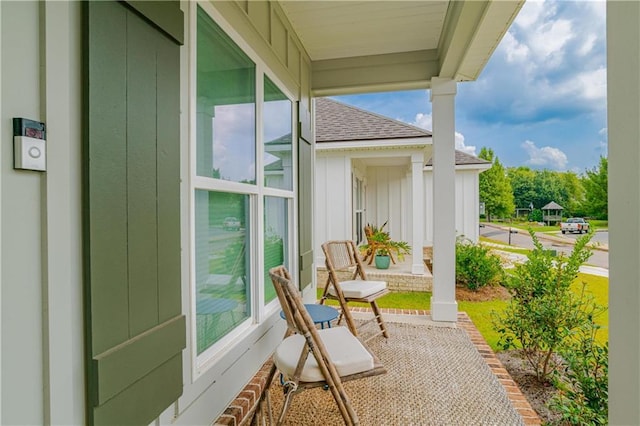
[{"x1": 187, "y1": 1, "x2": 298, "y2": 381}]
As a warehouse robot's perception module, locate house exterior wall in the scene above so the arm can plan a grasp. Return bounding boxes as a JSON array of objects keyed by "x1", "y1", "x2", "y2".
[
  {"x1": 1, "y1": 2, "x2": 84, "y2": 424},
  {"x1": 366, "y1": 166, "x2": 408, "y2": 241},
  {"x1": 424, "y1": 169, "x2": 480, "y2": 246},
  {"x1": 1, "y1": 1, "x2": 313, "y2": 424},
  {"x1": 315, "y1": 151, "x2": 483, "y2": 265},
  {"x1": 314, "y1": 154, "x2": 351, "y2": 246}
]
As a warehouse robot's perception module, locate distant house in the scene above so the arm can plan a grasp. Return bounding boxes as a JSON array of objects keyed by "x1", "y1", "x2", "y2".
[{"x1": 314, "y1": 98, "x2": 490, "y2": 273}]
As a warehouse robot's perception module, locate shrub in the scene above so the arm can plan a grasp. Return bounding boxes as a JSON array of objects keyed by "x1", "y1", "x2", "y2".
[
  {"x1": 493, "y1": 229, "x2": 599, "y2": 382},
  {"x1": 549, "y1": 321, "x2": 608, "y2": 425},
  {"x1": 528, "y1": 208, "x2": 543, "y2": 222},
  {"x1": 455, "y1": 237, "x2": 503, "y2": 291}
]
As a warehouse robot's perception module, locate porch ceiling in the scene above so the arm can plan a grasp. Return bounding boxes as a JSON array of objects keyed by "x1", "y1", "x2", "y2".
[{"x1": 278, "y1": 0, "x2": 524, "y2": 96}]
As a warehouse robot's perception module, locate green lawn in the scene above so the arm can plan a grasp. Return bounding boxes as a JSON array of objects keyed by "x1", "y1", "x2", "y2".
[
  {"x1": 504, "y1": 222, "x2": 559, "y2": 233},
  {"x1": 317, "y1": 272, "x2": 608, "y2": 351},
  {"x1": 588, "y1": 219, "x2": 608, "y2": 230},
  {"x1": 479, "y1": 237, "x2": 532, "y2": 255}
]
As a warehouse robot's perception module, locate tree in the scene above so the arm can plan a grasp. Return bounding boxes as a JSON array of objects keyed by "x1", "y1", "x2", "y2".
[
  {"x1": 478, "y1": 147, "x2": 515, "y2": 221},
  {"x1": 532, "y1": 169, "x2": 565, "y2": 209},
  {"x1": 508, "y1": 166, "x2": 537, "y2": 209},
  {"x1": 559, "y1": 171, "x2": 585, "y2": 216},
  {"x1": 582, "y1": 156, "x2": 608, "y2": 219}
]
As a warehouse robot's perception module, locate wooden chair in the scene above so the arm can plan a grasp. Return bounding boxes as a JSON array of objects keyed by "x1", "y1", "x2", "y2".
[
  {"x1": 259, "y1": 266, "x2": 386, "y2": 426},
  {"x1": 321, "y1": 240, "x2": 390, "y2": 341}
]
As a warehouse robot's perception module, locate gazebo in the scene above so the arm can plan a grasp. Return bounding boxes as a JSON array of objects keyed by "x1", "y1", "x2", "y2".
[{"x1": 541, "y1": 201, "x2": 564, "y2": 225}]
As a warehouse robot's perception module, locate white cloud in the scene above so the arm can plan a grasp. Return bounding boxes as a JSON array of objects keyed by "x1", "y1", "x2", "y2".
[
  {"x1": 598, "y1": 127, "x2": 608, "y2": 156},
  {"x1": 465, "y1": 0, "x2": 606, "y2": 124},
  {"x1": 558, "y1": 67, "x2": 607, "y2": 103},
  {"x1": 514, "y1": 0, "x2": 549, "y2": 30},
  {"x1": 522, "y1": 140, "x2": 568, "y2": 170},
  {"x1": 577, "y1": 33, "x2": 597, "y2": 56},
  {"x1": 502, "y1": 32, "x2": 530, "y2": 63},
  {"x1": 413, "y1": 112, "x2": 432, "y2": 130},
  {"x1": 411, "y1": 113, "x2": 476, "y2": 156},
  {"x1": 527, "y1": 18, "x2": 574, "y2": 67},
  {"x1": 455, "y1": 132, "x2": 476, "y2": 156}
]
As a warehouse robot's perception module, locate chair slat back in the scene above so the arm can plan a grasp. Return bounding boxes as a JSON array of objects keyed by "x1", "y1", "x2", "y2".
[
  {"x1": 322, "y1": 240, "x2": 357, "y2": 270},
  {"x1": 269, "y1": 266, "x2": 316, "y2": 338},
  {"x1": 322, "y1": 240, "x2": 368, "y2": 281}
]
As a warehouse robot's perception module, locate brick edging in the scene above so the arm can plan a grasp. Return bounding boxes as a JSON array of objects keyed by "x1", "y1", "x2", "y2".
[
  {"x1": 213, "y1": 308, "x2": 542, "y2": 425},
  {"x1": 456, "y1": 311, "x2": 542, "y2": 425},
  {"x1": 213, "y1": 362, "x2": 273, "y2": 426}
]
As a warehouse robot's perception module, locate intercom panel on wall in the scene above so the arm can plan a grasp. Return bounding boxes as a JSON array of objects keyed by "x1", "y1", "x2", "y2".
[{"x1": 13, "y1": 118, "x2": 46, "y2": 172}]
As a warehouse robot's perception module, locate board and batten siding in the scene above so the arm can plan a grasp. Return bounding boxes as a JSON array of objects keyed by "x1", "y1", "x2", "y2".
[
  {"x1": 1, "y1": 2, "x2": 85, "y2": 424},
  {"x1": 314, "y1": 155, "x2": 351, "y2": 249},
  {"x1": 315, "y1": 153, "x2": 484, "y2": 265}
]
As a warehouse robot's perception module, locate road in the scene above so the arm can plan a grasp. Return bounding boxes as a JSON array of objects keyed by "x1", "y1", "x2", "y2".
[
  {"x1": 480, "y1": 225, "x2": 609, "y2": 269},
  {"x1": 556, "y1": 230, "x2": 609, "y2": 245}
]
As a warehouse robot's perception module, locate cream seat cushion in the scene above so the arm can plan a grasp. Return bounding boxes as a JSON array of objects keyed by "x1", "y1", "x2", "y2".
[
  {"x1": 274, "y1": 326, "x2": 374, "y2": 382},
  {"x1": 327, "y1": 280, "x2": 386, "y2": 299}
]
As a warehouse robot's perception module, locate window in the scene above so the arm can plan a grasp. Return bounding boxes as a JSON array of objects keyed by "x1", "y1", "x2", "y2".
[
  {"x1": 263, "y1": 76, "x2": 293, "y2": 190},
  {"x1": 264, "y1": 196, "x2": 288, "y2": 303},
  {"x1": 194, "y1": 6, "x2": 295, "y2": 360},
  {"x1": 354, "y1": 176, "x2": 365, "y2": 244},
  {"x1": 196, "y1": 8, "x2": 256, "y2": 184},
  {"x1": 194, "y1": 190, "x2": 250, "y2": 354}
]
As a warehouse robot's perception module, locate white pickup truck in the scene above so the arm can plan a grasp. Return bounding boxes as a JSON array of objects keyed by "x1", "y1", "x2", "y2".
[{"x1": 561, "y1": 217, "x2": 590, "y2": 234}]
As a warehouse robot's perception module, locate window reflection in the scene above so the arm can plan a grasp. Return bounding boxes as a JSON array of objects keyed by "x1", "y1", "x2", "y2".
[
  {"x1": 197, "y1": 8, "x2": 256, "y2": 184},
  {"x1": 264, "y1": 197, "x2": 288, "y2": 304},
  {"x1": 263, "y1": 77, "x2": 292, "y2": 190},
  {"x1": 195, "y1": 189, "x2": 250, "y2": 354}
]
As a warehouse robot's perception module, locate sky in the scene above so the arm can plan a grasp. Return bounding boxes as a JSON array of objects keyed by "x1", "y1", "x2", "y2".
[{"x1": 332, "y1": 0, "x2": 607, "y2": 175}]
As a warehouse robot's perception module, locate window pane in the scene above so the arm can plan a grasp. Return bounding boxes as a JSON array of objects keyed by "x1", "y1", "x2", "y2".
[
  {"x1": 263, "y1": 77, "x2": 292, "y2": 190},
  {"x1": 195, "y1": 189, "x2": 251, "y2": 354},
  {"x1": 264, "y1": 196, "x2": 288, "y2": 303},
  {"x1": 197, "y1": 7, "x2": 256, "y2": 183}
]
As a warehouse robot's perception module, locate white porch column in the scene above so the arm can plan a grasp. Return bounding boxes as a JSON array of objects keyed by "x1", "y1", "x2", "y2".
[
  {"x1": 411, "y1": 153, "x2": 425, "y2": 275},
  {"x1": 430, "y1": 77, "x2": 458, "y2": 322},
  {"x1": 608, "y1": 1, "x2": 640, "y2": 423}
]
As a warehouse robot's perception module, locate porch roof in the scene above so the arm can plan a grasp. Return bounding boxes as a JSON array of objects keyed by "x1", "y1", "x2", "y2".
[{"x1": 278, "y1": 1, "x2": 525, "y2": 95}]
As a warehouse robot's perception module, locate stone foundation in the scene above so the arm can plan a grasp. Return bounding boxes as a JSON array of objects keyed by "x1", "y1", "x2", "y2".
[{"x1": 317, "y1": 266, "x2": 433, "y2": 292}]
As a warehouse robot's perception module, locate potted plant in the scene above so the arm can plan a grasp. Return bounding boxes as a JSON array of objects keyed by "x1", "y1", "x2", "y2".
[{"x1": 360, "y1": 222, "x2": 411, "y2": 269}]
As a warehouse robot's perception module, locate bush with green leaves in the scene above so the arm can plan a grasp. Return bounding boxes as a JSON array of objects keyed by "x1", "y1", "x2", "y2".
[
  {"x1": 455, "y1": 237, "x2": 503, "y2": 291},
  {"x1": 549, "y1": 321, "x2": 608, "y2": 425},
  {"x1": 493, "y1": 229, "x2": 600, "y2": 382}
]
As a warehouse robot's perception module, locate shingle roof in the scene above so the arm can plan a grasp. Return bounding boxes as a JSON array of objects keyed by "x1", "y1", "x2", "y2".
[
  {"x1": 316, "y1": 97, "x2": 489, "y2": 167},
  {"x1": 316, "y1": 97, "x2": 431, "y2": 142},
  {"x1": 542, "y1": 201, "x2": 564, "y2": 210},
  {"x1": 265, "y1": 133, "x2": 292, "y2": 145},
  {"x1": 426, "y1": 150, "x2": 490, "y2": 166}
]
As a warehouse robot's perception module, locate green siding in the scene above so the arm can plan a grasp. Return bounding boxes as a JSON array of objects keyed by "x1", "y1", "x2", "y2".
[
  {"x1": 84, "y1": 1, "x2": 184, "y2": 424},
  {"x1": 156, "y1": 28, "x2": 182, "y2": 322},
  {"x1": 127, "y1": 10, "x2": 160, "y2": 336},
  {"x1": 298, "y1": 102, "x2": 314, "y2": 289},
  {"x1": 87, "y1": 2, "x2": 129, "y2": 354}
]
